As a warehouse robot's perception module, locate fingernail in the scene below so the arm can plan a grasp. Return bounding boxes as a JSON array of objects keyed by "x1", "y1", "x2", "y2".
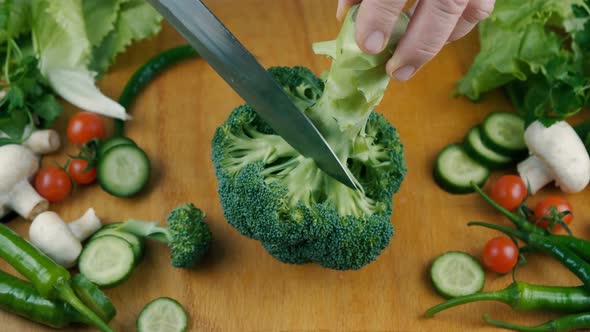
[
  {"x1": 364, "y1": 31, "x2": 385, "y2": 54},
  {"x1": 392, "y1": 65, "x2": 415, "y2": 81}
]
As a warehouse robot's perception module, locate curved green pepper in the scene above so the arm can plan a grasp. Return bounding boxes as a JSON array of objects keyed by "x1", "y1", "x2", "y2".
[{"x1": 0, "y1": 224, "x2": 113, "y2": 332}]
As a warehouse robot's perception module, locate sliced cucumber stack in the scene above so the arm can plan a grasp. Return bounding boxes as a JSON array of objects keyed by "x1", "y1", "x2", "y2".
[
  {"x1": 79, "y1": 235, "x2": 136, "y2": 288},
  {"x1": 463, "y1": 126, "x2": 512, "y2": 169},
  {"x1": 90, "y1": 223, "x2": 145, "y2": 263},
  {"x1": 137, "y1": 297, "x2": 188, "y2": 332},
  {"x1": 434, "y1": 144, "x2": 490, "y2": 194},
  {"x1": 98, "y1": 144, "x2": 151, "y2": 197},
  {"x1": 98, "y1": 136, "x2": 137, "y2": 158},
  {"x1": 433, "y1": 112, "x2": 527, "y2": 194},
  {"x1": 480, "y1": 112, "x2": 526, "y2": 157},
  {"x1": 430, "y1": 251, "x2": 485, "y2": 298}
]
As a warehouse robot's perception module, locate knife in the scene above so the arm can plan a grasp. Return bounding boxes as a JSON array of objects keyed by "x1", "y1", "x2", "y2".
[{"x1": 147, "y1": 0, "x2": 358, "y2": 190}]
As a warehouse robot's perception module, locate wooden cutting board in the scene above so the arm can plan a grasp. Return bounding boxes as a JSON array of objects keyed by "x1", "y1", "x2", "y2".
[{"x1": 2, "y1": 1, "x2": 589, "y2": 331}]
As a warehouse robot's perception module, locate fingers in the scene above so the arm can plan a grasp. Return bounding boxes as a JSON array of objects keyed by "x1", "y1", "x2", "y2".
[
  {"x1": 386, "y1": 0, "x2": 469, "y2": 81},
  {"x1": 448, "y1": 0, "x2": 495, "y2": 42},
  {"x1": 355, "y1": 0, "x2": 408, "y2": 54},
  {"x1": 337, "y1": 0, "x2": 361, "y2": 20}
]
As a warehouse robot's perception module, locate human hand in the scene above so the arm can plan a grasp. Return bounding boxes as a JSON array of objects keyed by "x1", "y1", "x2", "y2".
[{"x1": 337, "y1": 0, "x2": 495, "y2": 81}]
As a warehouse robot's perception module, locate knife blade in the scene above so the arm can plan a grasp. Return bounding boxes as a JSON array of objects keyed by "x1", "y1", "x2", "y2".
[{"x1": 147, "y1": 0, "x2": 358, "y2": 190}]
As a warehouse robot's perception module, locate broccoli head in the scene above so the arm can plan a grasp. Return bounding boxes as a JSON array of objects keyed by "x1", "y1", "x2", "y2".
[
  {"x1": 211, "y1": 6, "x2": 408, "y2": 270},
  {"x1": 115, "y1": 203, "x2": 212, "y2": 268}
]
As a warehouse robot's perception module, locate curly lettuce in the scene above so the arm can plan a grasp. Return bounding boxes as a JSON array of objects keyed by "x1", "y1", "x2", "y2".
[
  {"x1": 0, "y1": 0, "x2": 162, "y2": 120},
  {"x1": 457, "y1": 0, "x2": 590, "y2": 125}
]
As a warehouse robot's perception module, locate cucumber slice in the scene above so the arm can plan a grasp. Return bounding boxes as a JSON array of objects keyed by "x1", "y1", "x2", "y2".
[
  {"x1": 434, "y1": 144, "x2": 490, "y2": 194},
  {"x1": 463, "y1": 126, "x2": 512, "y2": 168},
  {"x1": 90, "y1": 223, "x2": 145, "y2": 262},
  {"x1": 98, "y1": 145, "x2": 151, "y2": 197},
  {"x1": 481, "y1": 112, "x2": 526, "y2": 157},
  {"x1": 98, "y1": 136, "x2": 136, "y2": 158},
  {"x1": 72, "y1": 274, "x2": 117, "y2": 322},
  {"x1": 137, "y1": 297, "x2": 188, "y2": 332},
  {"x1": 79, "y1": 235, "x2": 136, "y2": 288},
  {"x1": 431, "y1": 251, "x2": 485, "y2": 298}
]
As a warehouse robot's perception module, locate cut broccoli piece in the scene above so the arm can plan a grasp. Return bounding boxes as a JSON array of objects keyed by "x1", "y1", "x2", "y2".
[
  {"x1": 115, "y1": 203, "x2": 212, "y2": 268},
  {"x1": 212, "y1": 6, "x2": 408, "y2": 270}
]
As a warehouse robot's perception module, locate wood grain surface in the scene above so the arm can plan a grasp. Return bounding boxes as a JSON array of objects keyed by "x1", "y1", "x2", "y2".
[{"x1": 2, "y1": 1, "x2": 589, "y2": 331}]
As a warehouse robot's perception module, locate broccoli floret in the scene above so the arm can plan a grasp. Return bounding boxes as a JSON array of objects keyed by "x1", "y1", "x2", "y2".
[
  {"x1": 212, "y1": 6, "x2": 408, "y2": 270},
  {"x1": 115, "y1": 203, "x2": 212, "y2": 268}
]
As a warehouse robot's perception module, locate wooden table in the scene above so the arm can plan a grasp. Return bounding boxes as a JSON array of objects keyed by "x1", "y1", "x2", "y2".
[{"x1": 2, "y1": 1, "x2": 589, "y2": 331}]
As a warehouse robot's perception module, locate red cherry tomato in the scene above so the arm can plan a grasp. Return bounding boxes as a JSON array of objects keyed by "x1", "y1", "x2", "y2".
[
  {"x1": 68, "y1": 159, "x2": 97, "y2": 185},
  {"x1": 534, "y1": 196, "x2": 574, "y2": 232},
  {"x1": 489, "y1": 175, "x2": 527, "y2": 211},
  {"x1": 34, "y1": 166, "x2": 72, "y2": 202},
  {"x1": 482, "y1": 236, "x2": 519, "y2": 274},
  {"x1": 67, "y1": 112, "x2": 106, "y2": 146}
]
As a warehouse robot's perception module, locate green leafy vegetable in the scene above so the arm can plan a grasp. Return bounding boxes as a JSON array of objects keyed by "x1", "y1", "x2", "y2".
[
  {"x1": 0, "y1": 49, "x2": 62, "y2": 143},
  {"x1": 0, "y1": 0, "x2": 162, "y2": 123},
  {"x1": 89, "y1": 0, "x2": 163, "y2": 75},
  {"x1": 457, "y1": 0, "x2": 590, "y2": 125}
]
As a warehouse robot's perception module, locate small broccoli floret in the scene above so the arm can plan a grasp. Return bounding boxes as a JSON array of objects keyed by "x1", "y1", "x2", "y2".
[
  {"x1": 212, "y1": 6, "x2": 408, "y2": 270},
  {"x1": 167, "y1": 203, "x2": 212, "y2": 267},
  {"x1": 114, "y1": 203, "x2": 212, "y2": 268}
]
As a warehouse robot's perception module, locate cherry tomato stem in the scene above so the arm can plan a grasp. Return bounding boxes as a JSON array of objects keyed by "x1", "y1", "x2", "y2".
[{"x1": 534, "y1": 196, "x2": 574, "y2": 233}]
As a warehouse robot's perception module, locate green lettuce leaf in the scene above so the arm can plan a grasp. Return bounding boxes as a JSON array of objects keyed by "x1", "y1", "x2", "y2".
[
  {"x1": 89, "y1": 0, "x2": 161, "y2": 75},
  {"x1": 457, "y1": 0, "x2": 590, "y2": 125},
  {"x1": 82, "y1": 0, "x2": 120, "y2": 47},
  {"x1": 32, "y1": 0, "x2": 129, "y2": 119}
]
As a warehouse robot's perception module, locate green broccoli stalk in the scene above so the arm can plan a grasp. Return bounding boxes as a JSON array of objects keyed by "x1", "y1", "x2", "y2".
[
  {"x1": 212, "y1": 6, "x2": 408, "y2": 270},
  {"x1": 114, "y1": 203, "x2": 212, "y2": 268}
]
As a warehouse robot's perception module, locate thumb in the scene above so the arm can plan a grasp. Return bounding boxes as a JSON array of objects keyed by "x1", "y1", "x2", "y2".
[
  {"x1": 337, "y1": 0, "x2": 361, "y2": 21},
  {"x1": 355, "y1": 0, "x2": 408, "y2": 54}
]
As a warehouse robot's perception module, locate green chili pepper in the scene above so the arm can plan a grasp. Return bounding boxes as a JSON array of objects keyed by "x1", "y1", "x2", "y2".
[
  {"x1": 550, "y1": 236, "x2": 590, "y2": 263},
  {"x1": 72, "y1": 274, "x2": 116, "y2": 323},
  {"x1": 472, "y1": 184, "x2": 542, "y2": 235},
  {"x1": 0, "y1": 269, "x2": 86, "y2": 328},
  {"x1": 0, "y1": 224, "x2": 113, "y2": 332},
  {"x1": 484, "y1": 312, "x2": 590, "y2": 332},
  {"x1": 114, "y1": 45, "x2": 199, "y2": 136},
  {"x1": 426, "y1": 282, "x2": 590, "y2": 317},
  {"x1": 471, "y1": 184, "x2": 590, "y2": 292}
]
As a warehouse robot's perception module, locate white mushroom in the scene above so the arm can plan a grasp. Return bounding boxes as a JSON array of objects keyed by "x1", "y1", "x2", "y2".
[
  {"x1": 0, "y1": 129, "x2": 61, "y2": 155},
  {"x1": 517, "y1": 120, "x2": 590, "y2": 194},
  {"x1": 0, "y1": 144, "x2": 48, "y2": 220},
  {"x1": 67, "y1": 208, "x2": 102, "y2": 241},
  {"x1": 29, "y1": 208, "x2": 102, "y2": 267},
  {"x1": 23, "y1": 129, "x2": 61, "y2": 155}
]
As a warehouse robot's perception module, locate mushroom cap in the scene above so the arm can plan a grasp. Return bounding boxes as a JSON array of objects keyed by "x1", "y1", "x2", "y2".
[
  {"x1": 29, "y1": 211, "x2": 82, "y2": 268},
  {"x1": 525, "y1": 121, "x2": 590, "y2": 193},
  {"x1": 0, "y1": 144, "x2": 40, "y2": 193}
]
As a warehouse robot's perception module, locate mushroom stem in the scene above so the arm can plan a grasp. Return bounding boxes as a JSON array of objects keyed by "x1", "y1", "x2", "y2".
[
  {"x1": 8, "y1": 180, "x2": 49, "y2": 220},
  {"x1": 68, "y1": 208, "x2": 101, "y2": 241},
  {"x1": 517, "y1": 156, "x2": 553, "y2": 195},
  {"x1": 23, "y1": 130, "x2": 61, "y2": 155}
]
